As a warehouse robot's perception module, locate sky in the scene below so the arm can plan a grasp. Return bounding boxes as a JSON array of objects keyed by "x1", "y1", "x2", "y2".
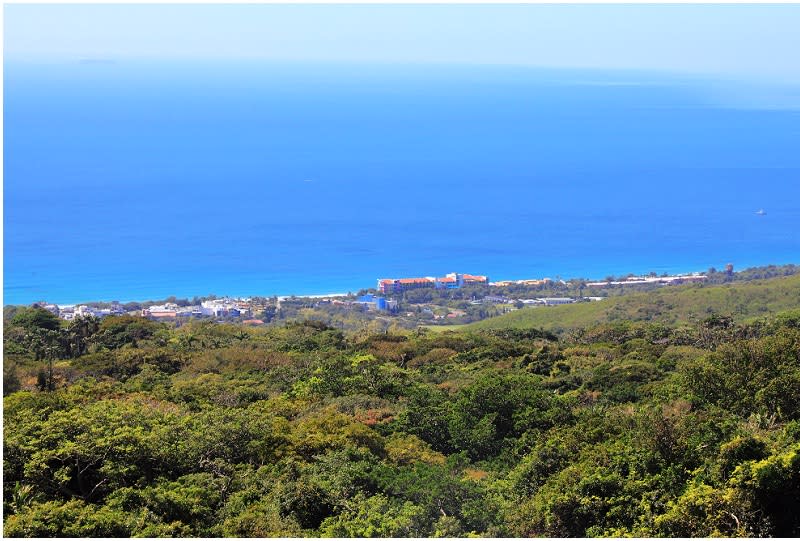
[{"x1": 4, "y1": 3, "x2": 800, "y2": 82}]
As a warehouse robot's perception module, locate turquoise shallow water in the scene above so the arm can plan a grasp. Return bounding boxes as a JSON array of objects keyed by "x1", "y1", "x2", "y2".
[{"x1": 4, "y1": 61, "x2": 800, "y2": 304}]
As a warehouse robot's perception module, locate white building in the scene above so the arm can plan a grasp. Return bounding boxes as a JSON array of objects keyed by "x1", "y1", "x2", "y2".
[
  {"x1": 74, "y1": 305, "x2": 93, "y2": 318},
  {"x1": 539, "y1": 298, "x2": 577, "y2": 306},
  {"x1": 200, "y1": 298, "x2": 250, "y2": 317}
]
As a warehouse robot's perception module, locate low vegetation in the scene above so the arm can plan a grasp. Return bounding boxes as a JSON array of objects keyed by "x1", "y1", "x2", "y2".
[
  {"x1": 3, "y1": 274, "x2": 800, "y2": 537},
  {"x1": 466, "y1": 273, "x2": 800, "y2": 332}
]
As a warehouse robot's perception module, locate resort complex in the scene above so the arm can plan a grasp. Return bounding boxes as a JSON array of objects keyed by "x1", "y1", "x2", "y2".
[
  {"x1": 28, "y1": 268, "x2": 743, "y2": 324},
  {"x1": 378, "y1": 272, "x2": 489, "y2": 294}
]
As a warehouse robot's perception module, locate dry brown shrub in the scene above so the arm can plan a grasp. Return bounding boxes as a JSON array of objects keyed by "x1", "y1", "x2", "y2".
[
  {"x1": 257, "y1": 351, "x2": 295, "y2": 370},
  {"x1": 662, "y1": 398, "x2": 692, "y2": 418},
  {"x1": 353, "y1": 407, "x2": 394, "y2": 427},
  {"x1": 407, "y1": 347, "x2": 457, "y2": 368},
  {"x1": 463, "y1": 468, "x2": 489, "y2": 481},
  {"x1": 368, "y1": 340, "x2": 415, "y2": 365},
  {"x1": 436, "y1": 380, "x2": 462, "y2": 394}
]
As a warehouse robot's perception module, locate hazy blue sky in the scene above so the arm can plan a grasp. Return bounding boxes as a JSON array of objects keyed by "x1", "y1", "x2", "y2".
[{"x1": 5, "y1": 4, "x2": 800, "y2": 82}]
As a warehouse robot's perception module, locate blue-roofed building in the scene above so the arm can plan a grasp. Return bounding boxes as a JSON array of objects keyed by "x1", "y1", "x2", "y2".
[{"x1": 355, "y1": 294, "x2": 394, "y2": 311}]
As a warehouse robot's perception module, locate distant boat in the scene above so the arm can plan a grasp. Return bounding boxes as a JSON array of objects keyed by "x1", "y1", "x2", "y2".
[{"x1": 756, "y1": 209, "x2": 767, "y2": 216}]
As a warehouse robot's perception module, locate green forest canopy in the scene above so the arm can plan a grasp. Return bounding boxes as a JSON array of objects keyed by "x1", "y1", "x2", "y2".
[{"x1": 3, "y1": 275, "x2": 800, "y2": 537}]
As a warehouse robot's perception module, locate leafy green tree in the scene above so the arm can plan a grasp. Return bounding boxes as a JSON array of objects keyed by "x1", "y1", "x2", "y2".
[
  {"x1": 682, "y1": 328, "x2": 800, "y2": 420},
  {"x1": 727, "y1": 445, "x2": 800, "y2": 536},
  {"x1": 3, "y1": 499, "x2": 133, "y2": 537},
  {"x1": 448, "y1": 374, "x2": 553, "y2": 460},
  {"x1": 319, "y1": 493, "x2": 426, "y2": 537},
  {"x1": 373, "y1": 454, "x2": 498, "y2": 533},
  {"x1": 92, "y1": 315, "x2": 162, "y2": 349},
  {"x1": 66, "y1": 316, "x2": 100, "y2": 357},
  {"x1": 652, "y1": 483, "x2": 736, "y2": 537},
  {"x1": 218, "y1": 492, "x2": 306, "y2": 537},
  {"x1": 104, "y1": 473, "x2": 226, "y2": 536},
  {"x1": 5, "y1": 397, "x2": 185, "y2": 502},
  {"x1": 9, "y1": 307, "x2": 61, "y2": 333},
  {"x1": 394, "y1": 385, "x2": 454, "y2": 454},
  {"x1": 4, "y1": 361, "x2": 22, "y2": 395}
]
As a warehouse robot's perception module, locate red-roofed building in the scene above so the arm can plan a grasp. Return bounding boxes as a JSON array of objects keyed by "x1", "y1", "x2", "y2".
[
  {"x1": 461, "y1": 274, "x2": 489, "y2": 284},
  {"x1": 378, "y1": 277, "x2": 435, "y2": 293},
  {"x1": 378, "y1": 272, "x2": 489, "y2": 293}
]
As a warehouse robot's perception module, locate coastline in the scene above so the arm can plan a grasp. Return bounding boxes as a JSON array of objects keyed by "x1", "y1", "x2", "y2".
[
  {"x1": 2, "y1": 264, "x2": 739, "y2": 307},
  {"x1": 7, "y1": 259, "x2": 800, "y2": 308}
]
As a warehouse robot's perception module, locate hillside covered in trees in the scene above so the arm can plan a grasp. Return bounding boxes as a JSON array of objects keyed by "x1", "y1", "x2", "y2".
[
  {"x1": 3, "y1": 276, "x2": 800, "y2": 537},
  {"x1": 467, "y1": 273, "x2": 800, "y2": 332}
]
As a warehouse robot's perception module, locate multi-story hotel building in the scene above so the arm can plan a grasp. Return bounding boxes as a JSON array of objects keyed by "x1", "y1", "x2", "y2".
[{"x1": 378, "y1": 272, "x2": 489, "y2": 294}]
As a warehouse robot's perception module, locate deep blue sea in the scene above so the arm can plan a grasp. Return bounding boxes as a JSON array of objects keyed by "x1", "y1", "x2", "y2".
[{"x1": 4, "y1": 60, "x2": 800, "y2": 305}]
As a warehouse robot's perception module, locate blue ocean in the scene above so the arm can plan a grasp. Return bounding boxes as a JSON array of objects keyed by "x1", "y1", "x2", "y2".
[{"x1": 4, "y1": 60, "x2": 800, "y2": 305}]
